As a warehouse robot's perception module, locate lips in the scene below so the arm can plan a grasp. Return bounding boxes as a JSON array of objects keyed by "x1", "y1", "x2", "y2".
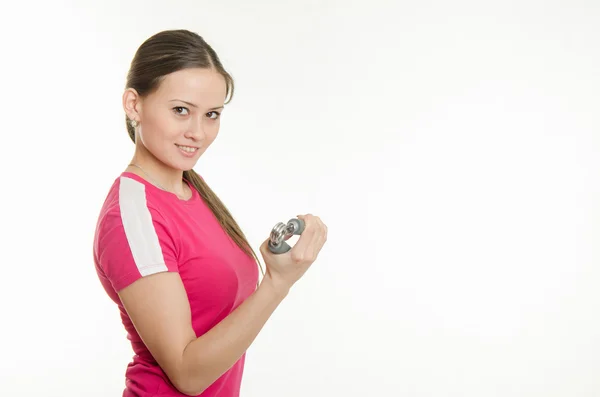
[{"x1": 175, "y1": 144, "x2": 199, "y2": 153}]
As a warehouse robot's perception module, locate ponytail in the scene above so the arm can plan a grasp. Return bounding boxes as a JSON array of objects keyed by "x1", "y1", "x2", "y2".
[{"x1": 184, "y1": 169, "x2": 264, "y2": 282}]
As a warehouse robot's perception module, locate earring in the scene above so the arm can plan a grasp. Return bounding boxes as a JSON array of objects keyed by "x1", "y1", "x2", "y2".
[{"x1": 130, "y1": 119, "x2": 139, "y2": 128}]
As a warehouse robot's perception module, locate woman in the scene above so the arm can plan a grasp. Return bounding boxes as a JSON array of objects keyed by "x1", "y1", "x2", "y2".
[{"x1": 93, "y1": 29, "x2": 327, "y2": 397}]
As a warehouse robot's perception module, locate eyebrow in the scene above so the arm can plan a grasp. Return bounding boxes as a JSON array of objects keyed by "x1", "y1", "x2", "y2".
[{"x1": 169, "y1": 99, "x2": 224, "y2": 110}]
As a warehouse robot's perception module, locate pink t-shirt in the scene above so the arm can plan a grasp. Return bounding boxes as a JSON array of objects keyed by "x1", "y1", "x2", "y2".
[{"x1": 93, "y1": 171, "x2": 259, "y2": 396}]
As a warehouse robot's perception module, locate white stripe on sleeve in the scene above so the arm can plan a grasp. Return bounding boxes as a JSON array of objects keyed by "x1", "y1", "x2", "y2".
[{"x1": 119, "y1": 176, "x2": 169, "y2": 276}]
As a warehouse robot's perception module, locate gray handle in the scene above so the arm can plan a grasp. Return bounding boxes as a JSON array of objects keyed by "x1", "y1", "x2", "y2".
[
  {"x1": 268, "y1": 241, "x2": 293, "y2": 254},
  {"x1": 287, "y1": 218, "x2": 305, "y2": 235},
  {"x1": 267, "y1": 218, "x2": 305, "y2": 254}
]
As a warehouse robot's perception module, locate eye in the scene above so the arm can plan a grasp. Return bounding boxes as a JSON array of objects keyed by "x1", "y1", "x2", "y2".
[
  {"x1": 207, "y1": 111, "x2": 221, "y2": 120},
  {"x1": 173, "y1": 106, "x2": 189, "y2": 115}
]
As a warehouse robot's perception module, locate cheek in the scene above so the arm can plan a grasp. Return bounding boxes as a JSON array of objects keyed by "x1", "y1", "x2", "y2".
[
  {"x1": 147, "y1": 115, "x2": 181, "y2": 141},
  {"x1": 207, "y1": 122, "x2": 221, "y2": 141},
  {"x1": 139, "y1": 127, "x2": 178, "y2": 155}
]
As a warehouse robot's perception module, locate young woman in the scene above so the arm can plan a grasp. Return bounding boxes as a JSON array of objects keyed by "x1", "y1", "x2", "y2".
[{"x1": 93, "y1": 29, "x2": 327, "y2": 397}]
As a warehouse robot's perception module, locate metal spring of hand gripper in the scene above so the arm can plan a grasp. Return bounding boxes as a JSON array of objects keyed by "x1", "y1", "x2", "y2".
[{"x1": 268, "y1": 218, "x2": 305, "y2": 254}]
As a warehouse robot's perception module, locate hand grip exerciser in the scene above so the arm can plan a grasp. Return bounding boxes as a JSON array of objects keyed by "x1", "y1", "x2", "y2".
[{"x1": 268, "y1": 218, "x2": 305, "y2": 254}]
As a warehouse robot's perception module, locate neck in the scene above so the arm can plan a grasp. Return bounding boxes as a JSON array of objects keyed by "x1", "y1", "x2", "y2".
[{"x1": 127, "y1": 157, "x2": 187, "y2": 197}]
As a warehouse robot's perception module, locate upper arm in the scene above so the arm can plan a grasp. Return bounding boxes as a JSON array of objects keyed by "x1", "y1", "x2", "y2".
[
  {"x1": 118, "y1": 271, "x2": 197, "y2": 393},
  {"x1": 96, "y1": 203, "x2": 196, "y2": 393}
]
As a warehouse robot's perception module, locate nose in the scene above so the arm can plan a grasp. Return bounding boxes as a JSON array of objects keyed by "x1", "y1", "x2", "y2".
[{"x1": 184, "y1": 117, "x2": 206, "y2": 141}]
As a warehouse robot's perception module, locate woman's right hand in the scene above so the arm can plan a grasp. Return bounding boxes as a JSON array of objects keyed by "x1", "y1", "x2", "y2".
[{"x1": 259, "y1": 214, "x2": 328, "y2": 295}]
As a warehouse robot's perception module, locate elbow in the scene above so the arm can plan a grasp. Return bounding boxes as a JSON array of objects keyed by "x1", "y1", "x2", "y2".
[
  {"x1": 178, "y1": 385, "x2": 207, "y2": 397},
  {"x1": 172, "y1": 372, "x2": 209, "y2": 396},
  {"x1": 170, "y1": 341, "x2": 212, "y2": 395},
  {"x1": 174, "y1": 381, "x2": 207, "y2": 396}
]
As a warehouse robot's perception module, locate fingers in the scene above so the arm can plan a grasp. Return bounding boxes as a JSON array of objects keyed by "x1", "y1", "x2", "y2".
[
  {"x1": 291, "y1": 214, "x2": 327, "y2": 263},
  {"x1": 314, "y1": 216, "x2": 328, "y2": 246}
]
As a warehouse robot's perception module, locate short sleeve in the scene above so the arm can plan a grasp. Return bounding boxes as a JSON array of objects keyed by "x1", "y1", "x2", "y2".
[{"x1": 96, "y1": 204, "x2": 179, "y2": 292}]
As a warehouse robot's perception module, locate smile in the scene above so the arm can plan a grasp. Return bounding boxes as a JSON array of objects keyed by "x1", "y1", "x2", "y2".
[{"x1": 175, "y1": 144, "x2": 199, "y2": 153}]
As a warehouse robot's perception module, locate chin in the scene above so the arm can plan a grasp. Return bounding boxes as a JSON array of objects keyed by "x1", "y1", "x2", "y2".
[{"x1": 179, "y1": 160, "x2": 200, "y2": 171}]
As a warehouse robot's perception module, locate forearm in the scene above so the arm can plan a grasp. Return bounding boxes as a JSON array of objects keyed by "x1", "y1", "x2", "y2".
[{"x1": 178, "y1": 276, "x2": 288, "y2": 395}]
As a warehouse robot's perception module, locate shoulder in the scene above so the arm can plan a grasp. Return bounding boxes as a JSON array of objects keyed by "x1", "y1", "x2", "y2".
[
  {"x1": 117, "y1": 174, "x2": 166, "y2": 214},
  {"x1": 96, "y1": 173, "x2": 173, "y2": 237},
  {"x1": 94, "y1": 173, "x2": 181, "y2": 291}
]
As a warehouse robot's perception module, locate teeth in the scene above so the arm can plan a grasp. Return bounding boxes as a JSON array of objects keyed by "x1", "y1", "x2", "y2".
[{"x1": 177, "y1": 145, "x2": 197, "y2": 153}]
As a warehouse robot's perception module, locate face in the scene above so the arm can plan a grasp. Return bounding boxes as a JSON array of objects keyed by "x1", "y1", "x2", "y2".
[{"x1": 124, "y1": 67, "x2": 227, "y2": 171}]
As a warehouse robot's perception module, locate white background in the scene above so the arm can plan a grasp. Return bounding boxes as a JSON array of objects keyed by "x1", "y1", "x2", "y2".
[{"x1": 1, "y1": 0, "x2": 599, "y2": 396}]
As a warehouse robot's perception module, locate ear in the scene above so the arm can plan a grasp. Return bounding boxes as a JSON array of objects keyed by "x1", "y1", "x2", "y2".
[{"x1": 123, "y1": 88, "x2": 142, "y2": 122}]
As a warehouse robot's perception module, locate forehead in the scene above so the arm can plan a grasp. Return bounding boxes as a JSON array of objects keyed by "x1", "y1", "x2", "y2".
[{"x1": 154, "y1": 68, "x2": 227, "y2": 105}]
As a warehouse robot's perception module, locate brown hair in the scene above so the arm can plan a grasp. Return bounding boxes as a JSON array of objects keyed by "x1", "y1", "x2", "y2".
[{"x1": 124, "y1": 29, "x2": 263, "y2": 279}]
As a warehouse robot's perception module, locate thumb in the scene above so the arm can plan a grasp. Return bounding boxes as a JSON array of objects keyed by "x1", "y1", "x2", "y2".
[{"x1": 259, "y1": 238, "x2": 271, "y2": 255}]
